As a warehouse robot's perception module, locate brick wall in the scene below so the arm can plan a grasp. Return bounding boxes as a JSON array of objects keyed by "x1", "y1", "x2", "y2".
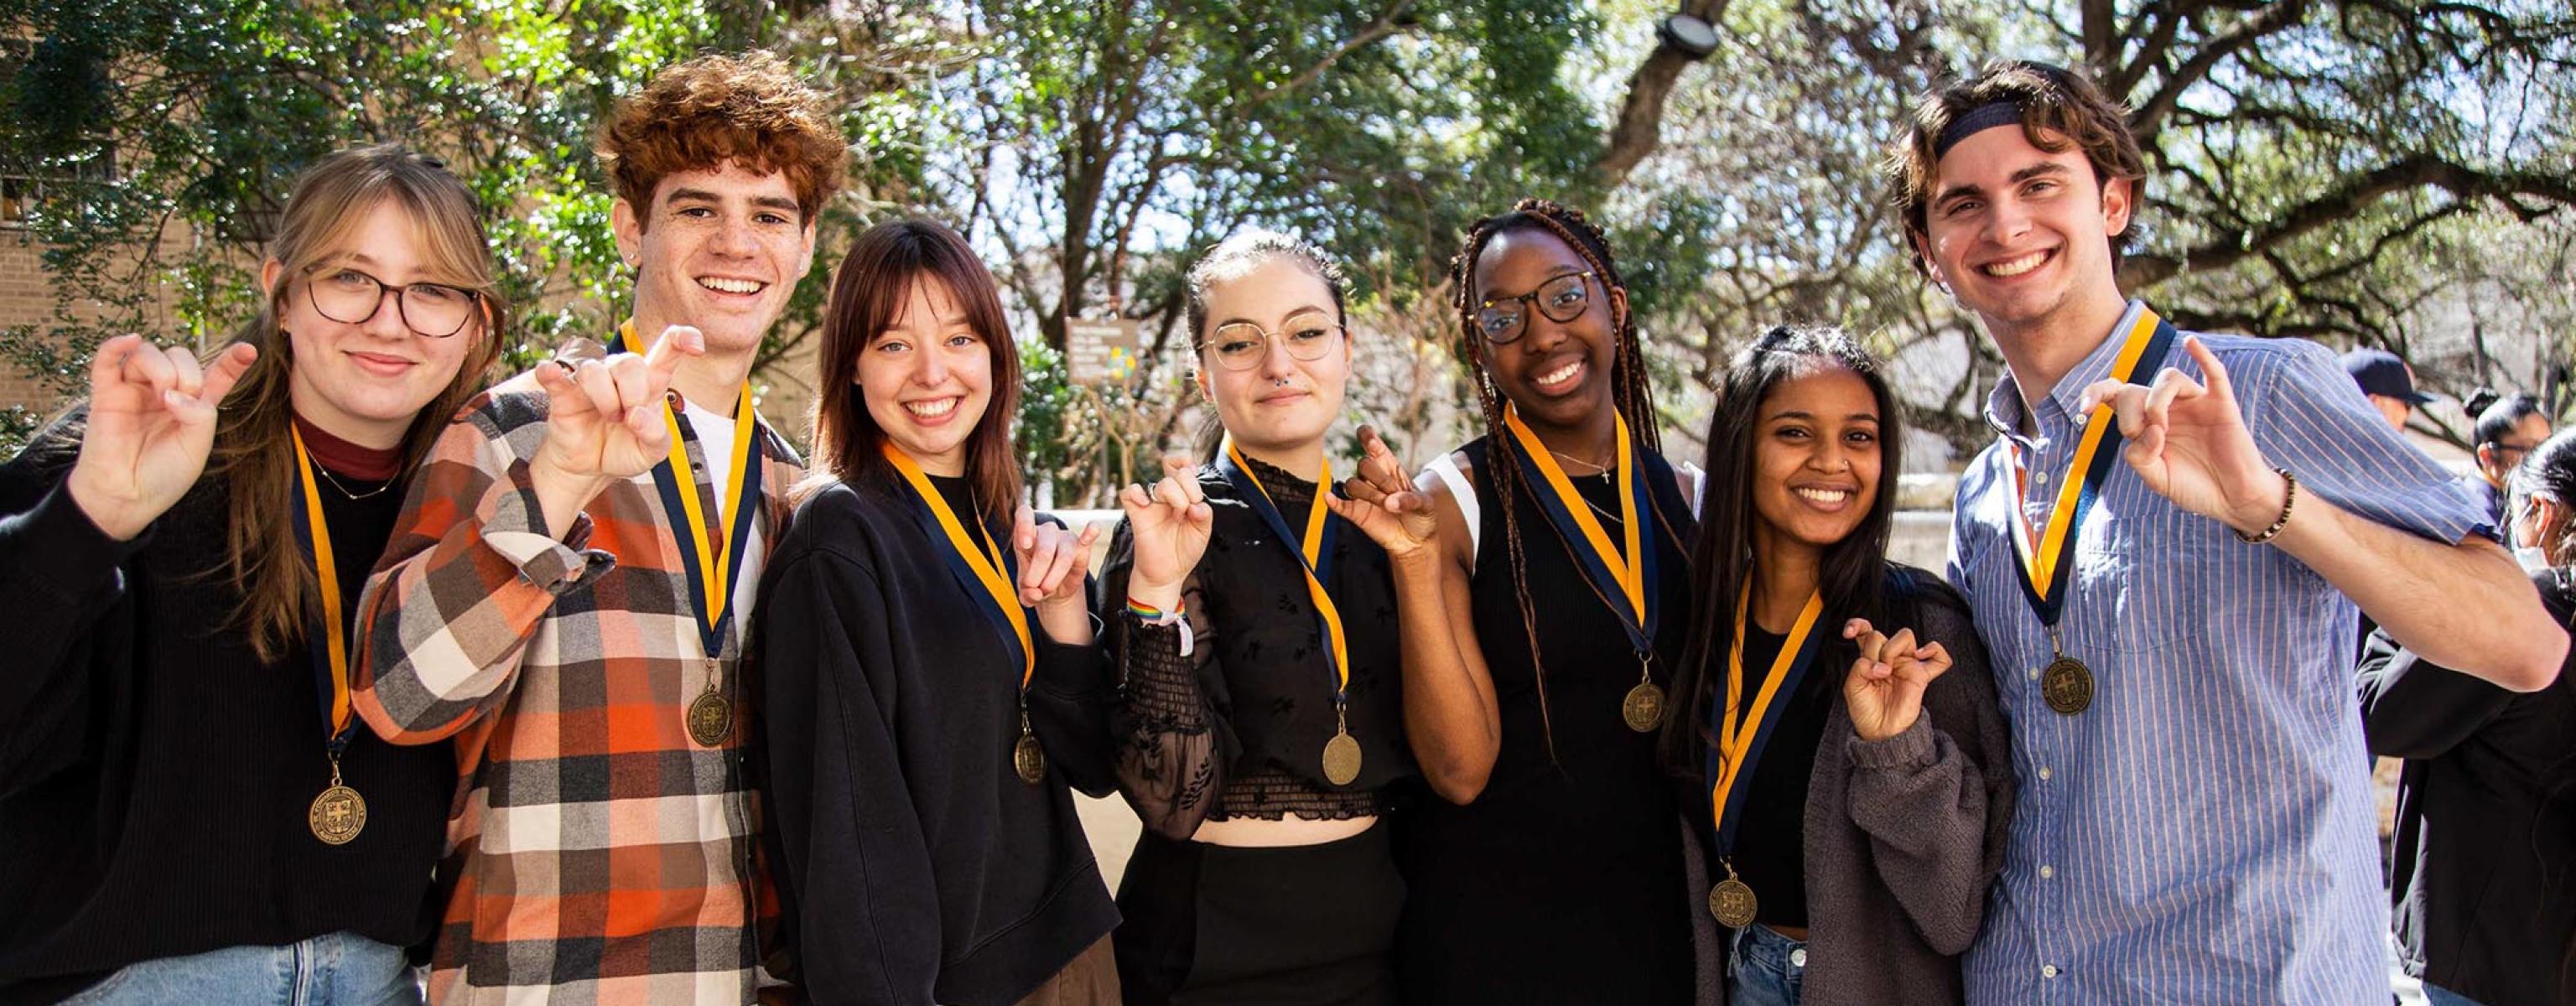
[{"x1": 0, "y1": 229, "x2": 57, "y2": 411}]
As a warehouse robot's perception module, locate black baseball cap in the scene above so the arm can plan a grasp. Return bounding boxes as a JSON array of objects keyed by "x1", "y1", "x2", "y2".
[{"x1": 2341, "y1": 349, "x2": 2434, "y2": 404}]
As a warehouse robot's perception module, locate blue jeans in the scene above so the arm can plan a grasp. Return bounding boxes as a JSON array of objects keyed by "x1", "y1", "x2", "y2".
[
  {"x1": 2423, "y1": 985, "x2": 2489, "y2": 1006},
  {"x1": 1727, "y1": 924, "x2": 1807, "y2": 1006},
  {"x1": 61, "y1": 932, "x2": 419, "y2": 1006}
]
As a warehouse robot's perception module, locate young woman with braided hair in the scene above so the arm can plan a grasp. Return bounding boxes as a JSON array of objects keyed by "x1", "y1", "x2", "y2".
[{"x1": 1400, "y1": 199, "x2": 1697, "y2": 1003}]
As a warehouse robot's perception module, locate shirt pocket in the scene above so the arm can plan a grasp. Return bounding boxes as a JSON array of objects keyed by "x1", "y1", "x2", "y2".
[{"x1": 2066, "y1": 489, "x2": 2220, "y2": 654}]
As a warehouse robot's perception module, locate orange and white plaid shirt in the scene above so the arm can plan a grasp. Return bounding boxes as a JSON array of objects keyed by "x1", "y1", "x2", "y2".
[{"x1": 352, "y1": 363, "x2": 801, "y2": 1004}]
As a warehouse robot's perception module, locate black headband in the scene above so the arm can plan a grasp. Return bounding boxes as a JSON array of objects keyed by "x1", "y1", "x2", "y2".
[{"x1": 1933, "y1": 101, "x2": 2026, "y2": 158}]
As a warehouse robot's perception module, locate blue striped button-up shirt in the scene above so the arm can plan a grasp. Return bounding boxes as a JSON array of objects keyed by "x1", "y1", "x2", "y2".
[{"x1": 1949, "y1": 302, "x2": 2490, "y2": 1003}]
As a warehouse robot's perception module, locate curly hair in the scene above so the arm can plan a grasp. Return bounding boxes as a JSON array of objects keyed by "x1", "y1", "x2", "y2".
[
  {"x1": 1883, "y1": 60, "x2": 2147, "y2": 273},
  {"x1": 1445, "y1": 197, "x2": 1678, "y2": 760},
  {"x1": 595, "y1": 49, "x2": 848, "y2": 226}
]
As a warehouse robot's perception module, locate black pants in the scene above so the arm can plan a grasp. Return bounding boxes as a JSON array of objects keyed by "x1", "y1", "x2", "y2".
[{"x1": 1114, "y1": 822, "x2": 1404, "y2": 1006}]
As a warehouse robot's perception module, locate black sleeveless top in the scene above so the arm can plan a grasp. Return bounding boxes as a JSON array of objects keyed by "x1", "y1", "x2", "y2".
[{"x1": 1393, "y1": 435, "x2": 1696, "y2": 1005}]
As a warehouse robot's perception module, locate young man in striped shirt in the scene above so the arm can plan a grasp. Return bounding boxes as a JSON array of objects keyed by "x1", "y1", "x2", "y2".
[
  {"x1": 352, "y1": 51, "x2": 843, "y2": 1003},
  {"x1": 1892, "y1": 60, "x2": 2564, "y2": 1003}
]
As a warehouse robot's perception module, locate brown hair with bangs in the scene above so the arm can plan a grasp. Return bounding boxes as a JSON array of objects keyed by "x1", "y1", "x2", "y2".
[
  {"x1": 807, "y1": 219, "x2": 1024, "y2": 521},
  {"x1": 595, "y1": 49, "x2": 848, "y2": 227},
  {"x1": 216, "y1": 144, "x2": 507, "y2": 660},
  {"x1": 1885, "y1": 60, "x2": 2148, "y2": 273}
]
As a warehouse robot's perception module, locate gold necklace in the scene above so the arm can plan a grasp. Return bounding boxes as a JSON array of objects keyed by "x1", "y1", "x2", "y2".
[{"x1": 309, "y1": 462, "x2": 397, "y2": 500}]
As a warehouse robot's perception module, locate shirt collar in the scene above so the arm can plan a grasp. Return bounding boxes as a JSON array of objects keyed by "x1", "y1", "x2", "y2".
[{"x1": 1983, "y1": 298, "x2": 2152, "y2": 439}]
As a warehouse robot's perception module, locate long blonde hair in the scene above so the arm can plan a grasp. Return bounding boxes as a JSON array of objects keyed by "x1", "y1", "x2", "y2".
[{"x1": 209, "y1": 144, "x2": 507, "y2": 661}]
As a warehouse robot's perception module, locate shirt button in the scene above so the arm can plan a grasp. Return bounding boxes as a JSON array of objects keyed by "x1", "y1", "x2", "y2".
[
  {"x1": 2038, "y1": 767, "x2": 2053, "y2": 780},
  {"x1": 2042, "y1": 965, "x2": 2059, "y2": 979},
  {"x1": 2039, "y1": 865, "x2": 2056, "y2": 879},
  {"x1": 2027, "y1": 666, "x2": 2043, "y2": 680}
]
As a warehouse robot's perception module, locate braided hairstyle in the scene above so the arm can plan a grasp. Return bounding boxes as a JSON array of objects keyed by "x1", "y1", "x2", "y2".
[{"x1": 1445, "y1": 198, "x2": 1677, "y2": 758}]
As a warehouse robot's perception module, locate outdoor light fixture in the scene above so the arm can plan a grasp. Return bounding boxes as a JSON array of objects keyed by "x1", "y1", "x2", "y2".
[{"x1": 1657, "y1": 13, "x2": 1719, "y2": 60}]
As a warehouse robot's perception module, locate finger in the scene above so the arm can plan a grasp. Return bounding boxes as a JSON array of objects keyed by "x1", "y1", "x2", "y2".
[
  {"x1": 1187, "y1": 500, "x2": 1213, "y2": 527},
  {"x1": 1841, "y1": 617, "x2": 1877, "y2": 640},
  {"x1": 641, "y1": 324, "x2": 705, "y2": 384},
  {"x1": 1854, "y1": 630, "x2": 1888, "y2": 666},
  {"x1": 1016, "y1": 526, "x2": 1057, "y2": 592},
  {"x1": 533, "y1": 360, "x2": 594, "y2": 417},
  {"x1": 1358, "y1": 425, "x2": 1405, "y2": 488},
  {"x1": 1152, "y1": 475, "x2": 1192, "y2": 512},
  {"x1": 574, "y1": 360, "x2": 623, "y2": 421},
  {"x1": 163, "y1": 387, "x2": 221, "y2": 428},
  {"x1": 198, "y1": 343, "x2": 259, "y2": 406},
  {"x1": 1077, "y1": 521, "x2": 1104, "y2": 549},
  {"x1": 1380, "y1": 488, "x2": 1429, "y2": 514},
  {"x1": 609, "y1": 353, "x2": 654, "y2": 413},
  {"x1": 626, "y1": 402, "x2": 668, "y2": 448},
  {"x1": 122, "y1": 340, "x2": 180, "y2": 398},
  {"x1": 1015, "y1": 505, "x2": 1037, "y2": 553},
  {"x1": 1341, "y1": 477, "x2": 1393, "y2": 509},
  {"x1": 1917, "y1": 641, "x2": 1953, "y2": 676},
  {"x1": 89, "y1": 334, "x2": 143, "y2": 396},
  {"x1": 2184, "y1": 335, "x2": 2236, "y2": 402},
  {"x1": 1884, "y1": 628, "x2": 1918, "y2": 658},
  {"x1": 1119, "y1": 483, "x2": 1154, "y2": 516},
  {"x1": 163, "y1": 345, "x2": 206, "y2": 402}
]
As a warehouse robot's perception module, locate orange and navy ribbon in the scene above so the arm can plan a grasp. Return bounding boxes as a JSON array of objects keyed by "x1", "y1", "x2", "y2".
[
  {"x1": 885, "y1": 443, "x2": 1035, "y2": 689},
  {"x1": 1503, "y1": 407, "x2": 1663, "y2": 656},
  {"x1": 1215, "y1": 438, "x2": 1349, "y2": 704},
  {"x1": 288, "y1": 428, "x2": 358, "y2": 758},
  {"x1": 2005, "y1": 303, "x2": 2175, "y2": 626},
  {"x1": 615, "y1": 322, "x2": 764, "y2": 659},
  {"x1": 1706, "y1": 591, "x2": 1826, "y2": 854}
]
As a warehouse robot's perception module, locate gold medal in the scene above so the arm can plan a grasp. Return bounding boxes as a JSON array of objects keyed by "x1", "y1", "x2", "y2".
[
  {"x1": 1710, "y1": 877, "x2": 1758, "y2": 928},
  {"x1": 1622, "y1": 681, "x2": 1666, "y2": 733},
  {"x1": 1322, "y1": 729, "x2": 1363, "y2": 786},
  {"x1": 687, "y1": 687, "x2": 735, "y2": 746},
  {"x1": 1709, "y1": 860, "x2": 1758, "y2": 927},
  {"x1": 1014, "y1": 727, "x2": 1047, "y2": 786},
  {"x1": 308, "y1": 758, "x2": 367, "y2": 845},
  {"x1": 2042, "y1": 655, "x2": 2093, "y2": 715}
]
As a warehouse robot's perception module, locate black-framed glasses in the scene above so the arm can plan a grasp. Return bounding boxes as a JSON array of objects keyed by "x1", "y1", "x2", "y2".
[
  {"x1": 303, "y1": 265, "x2": 481, "y2": 339},
  {"x1": 1472, "y1": 270, "x2": 1596, "y2": 345},
  {"x1": 1203, "y1": 317, "x2": 1346, "y2": 371}
]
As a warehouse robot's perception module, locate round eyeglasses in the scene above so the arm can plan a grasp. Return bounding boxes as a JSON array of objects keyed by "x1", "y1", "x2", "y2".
[
  {"x1": 1472, "y1": 270, "x2": 1596, "y2": 345},
  {"x1": 304, "y1": 266, "x2": 481, "y2": 339},
  {"x1": 1202, "y1": 319, "x2": 1347, "y2": 371}
]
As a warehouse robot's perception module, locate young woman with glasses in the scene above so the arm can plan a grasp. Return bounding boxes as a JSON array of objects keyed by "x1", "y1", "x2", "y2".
[
  {"x1": 1098, "y1": 231, "x2": 1488, "y2": 1004},
  {"x1": 1399, "y1": 199, "x2": 1698, "y2": 1003},
  {"x1": 0, "y1": 144, "x2": 502, "y2": 1003}
]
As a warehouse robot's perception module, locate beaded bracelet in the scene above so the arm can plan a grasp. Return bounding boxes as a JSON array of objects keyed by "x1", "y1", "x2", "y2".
[{"x1": 2235, "y1": 467, "x2": 2298, "y2": 545}]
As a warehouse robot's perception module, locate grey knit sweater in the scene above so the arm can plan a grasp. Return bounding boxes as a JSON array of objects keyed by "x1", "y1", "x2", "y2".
[{"x1": 1685, "y1": 568, "x2": 2018, "y2": 1006}]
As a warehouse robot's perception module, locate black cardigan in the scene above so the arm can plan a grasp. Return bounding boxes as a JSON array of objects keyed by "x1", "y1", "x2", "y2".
[
  {"x1": 2359, "y1": 567, "x2": 2576, "y2": 1006},
  {"x1": 751, "y1": 469, "x2": 1120, "y2": 1006},
  {"x1": 0, "y1": 438, "x2": 453, "y2": 1003}
]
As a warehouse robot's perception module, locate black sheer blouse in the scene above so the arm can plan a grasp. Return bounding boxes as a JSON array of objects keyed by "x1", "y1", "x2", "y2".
[{"x1": 1098, "y1": 457, "x2": 1415, "y2": 838}]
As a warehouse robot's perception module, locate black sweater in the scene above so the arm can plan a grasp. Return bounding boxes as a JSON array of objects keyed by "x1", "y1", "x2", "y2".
[
  {"x1": 2359, "y1": 568, "x2": 2576, "y2": 1006},
  {"x1": 752, "y1": 469, "x2": 1120, "y2": 1006},
  {"x1": 0, "y1": 439, "x2": 453, "y2": 1003}
]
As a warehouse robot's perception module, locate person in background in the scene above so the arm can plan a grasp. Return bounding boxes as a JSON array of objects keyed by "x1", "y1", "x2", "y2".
[
  {"x1": 2340, "y1": 348, "x2": 2433, "y2": 433},
  {"x1": 2467, "y1": 391, "x2": 2552, "y2": 530},
  {"x1": 2361, "y1": 425, "x2": 2576, "y2": 1006}
]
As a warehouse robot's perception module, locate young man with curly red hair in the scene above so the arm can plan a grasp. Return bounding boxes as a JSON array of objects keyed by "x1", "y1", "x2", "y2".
[{"x1": 351, "y1": 51, "x2": 844, "y2": 1002}]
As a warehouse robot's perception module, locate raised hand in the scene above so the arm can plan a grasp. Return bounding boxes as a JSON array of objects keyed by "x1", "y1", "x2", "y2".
[
  {"x1": 1322, "y1": 425, "x2": 1438, "y2": 562},
  {"x1": 2077, "y1": 335, "x2": 2289, "y2": 536},
  {"x1": 526, "y1": 326, "x2": 704, "y2": 536},
  {"x1": 532, "y1": 324, "x2": 704, "y2": 485},
  {"x1": 1841, "y1": 617, "x2": 1952, "y2": 743},
  {"x1": 1116, "y1": 454, "x2": 1213, "y2": 610},
  {"x1": 65, "y1": 334, "x2": 259, "y2": 540},
  {"x1": 1015, "y1": 503, "x2": 1107, "y2": 612}
]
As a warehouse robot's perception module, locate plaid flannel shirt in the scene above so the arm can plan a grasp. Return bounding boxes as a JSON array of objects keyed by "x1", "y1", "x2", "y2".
[{"x1": 352, "y1": 366, "x2": 802, "y2": 1004}]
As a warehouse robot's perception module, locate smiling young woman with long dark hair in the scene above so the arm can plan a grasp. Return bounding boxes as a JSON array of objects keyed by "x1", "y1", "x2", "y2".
[
  {"x1": 1662, "y1": 327, "x2": 2011, "y2": 1006},
  {"x1": 753, "y1": 219, "x2": 1121, "y2": 1005}
]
